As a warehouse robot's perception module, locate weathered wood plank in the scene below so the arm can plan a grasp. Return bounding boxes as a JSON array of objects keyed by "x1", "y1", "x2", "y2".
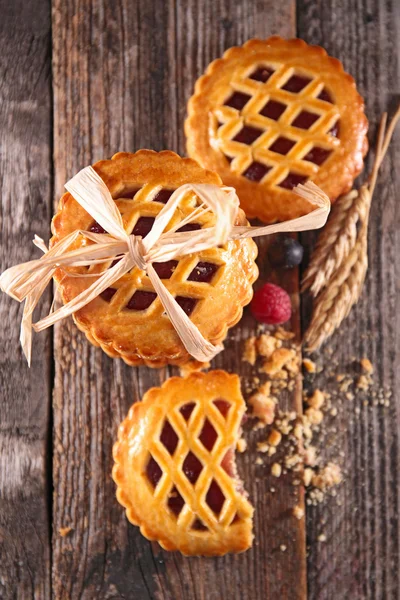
[
  {"x1": 51, "y1": 1, "x2": 306, "y2": 598},
  {"x1": 297, "y1": 1, "x2": 400, "y2": 598},
  {"x1": 0, "y1": 1, "x2": 52, "y2": 599}
]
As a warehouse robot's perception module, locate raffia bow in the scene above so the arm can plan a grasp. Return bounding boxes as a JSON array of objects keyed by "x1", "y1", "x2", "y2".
[{"x1": 0, "y1": 166, "x2": 330, "y2": 365}]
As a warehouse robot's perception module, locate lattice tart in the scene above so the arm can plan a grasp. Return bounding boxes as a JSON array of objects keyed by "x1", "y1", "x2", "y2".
[
  {"x1": 186, "y1": 36, "x2": 368, "y2": 223},
  {"x1": 112, "y1": 370, "x2": 253, "y2": 556},
  {"x1": 51, "y1": 151, "x2": 258, "y2": 367}
]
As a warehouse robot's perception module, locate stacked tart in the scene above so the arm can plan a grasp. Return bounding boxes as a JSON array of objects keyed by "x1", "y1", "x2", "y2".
[{"x1": 51, "y1": 150, "x2": 258, "y2": 367}]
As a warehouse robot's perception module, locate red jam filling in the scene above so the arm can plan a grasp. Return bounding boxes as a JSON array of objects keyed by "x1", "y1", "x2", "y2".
[
  {"x1": 180, "y1": 402, "x2": 196, "y2": 421},
  {"x1": 233, "y1": 125, "x2": 263, "y2": 145},
  {"x1": 224, "y1": 154, "x2": 233, "y2": 164},
  {"x1": 318, "y1": 88, "x2": 333, "y2": 103},
  {"x1": 242, "y1": 162, "x2": 270, "y2": 182},
  {"x1": 269, "y1": 136, "x2": 296, "y2": 155},
  {"x1": 126, "y1": 290, "x2": 157, "y2": 310},
  {"x1": 231, "y1": 513, "x2": 240, "y2": 524},
  {"x1": 153, "y1": 260, "x2": 178, "y2": 279},
  {"x1": 292, "y1": 110, "x2": 320, "y2": 130},
  {"x1": 249, "y1": 66, "x2": 274, "y2": 83},
  {"x1": 153, "y1": 189, "x2": 175, "y2": 204},
  {"x1": 303, "y1": 147, "x2": 332, "y2": 166},
  {"x1": 167, "y1": 486, "x2": 185, "y2": 516},
  {"x1": 124, "y1": 187, "x2": 140, "y2": 198},
  {"x1": 221, "y1": 448, "x2": 235, "y2": 477},
  {"x1": 188, "y1": 262, "x2": 219, "y2": 283},
  {"x1": 182, "y1": 451, "x2": 203, "y2": 484},
  {"x1": 132, "y1": 216, "x2": 155, "y2": 238},
  {"x1": 279, "y1": 172, "x2": 308, "y2": 190},
  {"x1": 177, "y1": 223, "x2": 201, "y2": 233},
  {"x1": 175, "y1": 296, "x2": 197, "y2": 316},
  {"x1": 282, "y1": 74, "x2": 312, "y2": 93},
  {"x1": 192, "y1": 518, "x2": 208, "y2": 531},
  {"x1": 198, "y1": 419, "x2": 218, "y2": 451},
  {"x1": 224, "y1": 91, "x2": 252, "y2": 110},
  {"x1": 206, "y1": 479, "x2": 225, "y2": 515},
  {"x1": 146, "y1": 456, "x2": 162, "y2": 488},
  {"x1": 260, "y1": 99, "x2": 287, "y2": 120},
  {"x1": 213, "y1": 399, "x2": 231, "y2": 418},
  {"x1": 89, "y1": 221, "x2": 106, "y2": 234},
  {"x1": 100, "y1": 287, "x2": 117, "y2": 302},
  {"x1": 329, "y1": 120, "x2": 340, "y2": 138},
  {"x1": 160, "y1": 420, "x2": 179, "y2": 455}
]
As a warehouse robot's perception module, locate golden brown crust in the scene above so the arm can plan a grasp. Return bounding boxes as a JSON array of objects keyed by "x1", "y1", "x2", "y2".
[
  {"x1": 112, "y1": 370, "x2": 253, "y2": 555},
  {"x1": 185, "y1": 37, "x2": 368, "y2": 223},
  {"x1": 51, "y1": 150, "x2": 258, "y2": 367}
]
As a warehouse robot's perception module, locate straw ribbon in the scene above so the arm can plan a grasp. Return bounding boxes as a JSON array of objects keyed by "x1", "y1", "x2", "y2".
[{"x1": 0, "y1": 166, "x2": 330, "y2": 365}]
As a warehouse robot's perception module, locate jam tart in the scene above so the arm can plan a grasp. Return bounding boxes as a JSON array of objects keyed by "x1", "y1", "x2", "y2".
[
  {"x1": 185, "y1": 36, "x2": 368, "y2": 223},
  {"x1": 51, "y1": 150, "x2": 258, "y2": 367},
  {"x1": 112, "y1": 370, "x2": 253, "y2": 556}
]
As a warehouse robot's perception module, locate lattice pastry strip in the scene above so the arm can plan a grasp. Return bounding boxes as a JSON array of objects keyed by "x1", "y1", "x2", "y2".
[
  {"x1": 186, "y1": 36, "x2": 368, "y2": 223},
  {"x1": 113, "y1": 370, "x2": 253, "y2": 556}
]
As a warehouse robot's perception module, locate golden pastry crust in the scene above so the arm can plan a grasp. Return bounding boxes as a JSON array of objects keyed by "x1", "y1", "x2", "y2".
[
  {"x1": 51, "y1": 150, "x2": 258, "y2": 367},
  {"x1": 185, "y1": 37, "x2": 368, "y2": 223},
  {"x1": 112, "y1": 370, "x2": 253, "y2": 556}
]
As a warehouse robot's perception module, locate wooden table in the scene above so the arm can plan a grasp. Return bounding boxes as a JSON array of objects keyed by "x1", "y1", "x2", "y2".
[{"x1": 0, "y1": 1, "x2": 399, "y2": 598}]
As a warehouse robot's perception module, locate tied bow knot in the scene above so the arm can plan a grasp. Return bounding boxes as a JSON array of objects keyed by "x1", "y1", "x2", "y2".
[{"x1": 127, "y1": 234, "x2": 147, "y2": 271}]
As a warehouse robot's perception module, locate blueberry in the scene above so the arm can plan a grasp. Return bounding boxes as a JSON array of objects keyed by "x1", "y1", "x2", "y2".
[{"x1": 267, "y1": 235, "x2": 304, "y2": 269}]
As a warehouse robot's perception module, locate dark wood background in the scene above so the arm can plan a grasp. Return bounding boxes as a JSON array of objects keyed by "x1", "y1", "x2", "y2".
[{"x1": 0, "y1": 0, "x2": 399, "y2": 599}]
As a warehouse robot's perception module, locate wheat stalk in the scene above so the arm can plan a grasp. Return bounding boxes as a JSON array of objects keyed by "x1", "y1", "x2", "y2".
[{"x1": 303, "y1": 106, "x2": 400, "y2": 353}]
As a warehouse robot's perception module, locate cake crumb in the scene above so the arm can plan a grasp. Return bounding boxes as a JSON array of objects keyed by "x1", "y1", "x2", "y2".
[
  {"x1": 275, "y1": 327, "x2": 295, "y2": 340},
  {"x1": 179, "y1": 360, "x2": 210, "y2": 377},
  {"x1": 303, "y1": 468, "x2": 314, "y2": 487},
  {"x1": 248, "y1": 387, "x2": 276, "y2": 425},
  {"x1": 318, "y1": 533, "x2": 327, "y2": 542},
  {"x1": 271, "y1": 463, "x2": 282, "y2": 477},
  {"x1": 305, "y1": 407, "x2": 323, "y2": 425},
  {"x1": 268, "y1": 429, "x2": 282, "y2": 447},
  {"x1": 255, "y1": 457, "x2": 264, "y2": 465},
  {"x1": 303, "y1": 358, "x2": 316, "y2": 373},
  {"x1": 306, "y1": 389, "x2": 325, "y2": 410},
  {"x1": 257, "y1": 333, "x2": 281, "y2": 358},
  {"x1": 293, "y1": 506, "x2": 304, "y2": 520},
  {"x1": 357, "y1": 374, "x2": 372, "y2": 390},
  {"x1": 59, "y1": 527, "x2": 72, "y2": 537},
  {"x1": 280, "y1": 544, "x2": 287, "y2": 552},
  {"x1": 360, "y1": 358, "x2": 373, "y2": 374},
  {"x1": 257, "y1": 441, "x2": 269, "y2": 453},
  {"x1": 312, "y1": 463, "x2": 342, "y2": 490},
  {"x1": 243, "y1": 337, "x2": 257, "y2": 365},
  {"x1": 303, "y1": 445, "x2": 317, "y2": 467},
  {"x1": 263, "y1": 348, "x2": 296, "y2": 376},
  {"x1": 237, "y1": 438, "x2": 247, "y2": 453}
]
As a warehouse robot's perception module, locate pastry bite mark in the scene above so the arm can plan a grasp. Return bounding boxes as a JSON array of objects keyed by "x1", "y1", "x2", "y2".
[
  {"x1": 186, "y1": 36, "x2": 368, "y2": 223},
  {"x1": 112, "y1": 370, "x2": 253, "y2": 555},
  {"x1": 51, "y1": 150, "x2": 258, "y2": 367}
]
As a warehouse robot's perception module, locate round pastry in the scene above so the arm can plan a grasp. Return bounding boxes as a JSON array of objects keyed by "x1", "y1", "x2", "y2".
[
  {"x1": 185, "y1": 36, "x2": 368, "y2": 223},
  {"x1": 51, "y1": 150, "x2": 258, "y2": 367},
  {"x1": 112, "y1": 370, "x2": 253, "y2": 556}
]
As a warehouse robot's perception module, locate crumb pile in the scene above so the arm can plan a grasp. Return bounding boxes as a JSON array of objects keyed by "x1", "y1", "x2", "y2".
[{"x1": 241, "y1": 327, "x2": 391, "y2": 508}]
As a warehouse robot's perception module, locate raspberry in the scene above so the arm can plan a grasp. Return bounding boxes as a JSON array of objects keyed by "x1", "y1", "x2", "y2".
[{"x1": 251, "y1": 283, "x2": 292, "y2": 325}]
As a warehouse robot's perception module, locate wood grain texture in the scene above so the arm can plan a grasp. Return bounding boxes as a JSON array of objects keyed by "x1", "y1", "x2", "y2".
[
  {"x1": 51, "y1": 1, "x2": 306, "y2": 599},
  {"x1": 0, "y1": 1, "x2": 52, "y2": 599},
  {"x1": 297, "y1": 1, "x2": 400, "y2": 599}
]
